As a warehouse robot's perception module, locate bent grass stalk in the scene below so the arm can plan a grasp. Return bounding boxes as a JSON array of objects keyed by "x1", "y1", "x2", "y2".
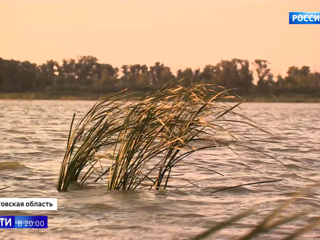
[
  {"x1": 192, "y1": 184, "x2": 320, "y2": 240},
  {"x1": 57, "y1": 80, "x2": 262, "y2": 191}
]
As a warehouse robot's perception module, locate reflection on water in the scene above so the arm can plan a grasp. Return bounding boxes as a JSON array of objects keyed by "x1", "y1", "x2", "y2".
[{"x1": 0, "y1": 100, "x2": 319, "y2": 239}]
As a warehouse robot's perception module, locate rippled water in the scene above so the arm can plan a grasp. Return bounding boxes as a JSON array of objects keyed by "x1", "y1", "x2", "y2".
[{"x1": 0, "y1": 100, "x2": 319, "y2": 239}]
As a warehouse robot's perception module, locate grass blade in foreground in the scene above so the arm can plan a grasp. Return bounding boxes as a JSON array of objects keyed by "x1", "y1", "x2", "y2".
[{"x1": 191, "y1": 185, "x2": 320, "y2": 239}]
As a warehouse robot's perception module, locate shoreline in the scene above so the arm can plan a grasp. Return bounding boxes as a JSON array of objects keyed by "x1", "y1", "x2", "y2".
[{"x1": 0, "y1": 92, "x2": 320, "y2": 103}]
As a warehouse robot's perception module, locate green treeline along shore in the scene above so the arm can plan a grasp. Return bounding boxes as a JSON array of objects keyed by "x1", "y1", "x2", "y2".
[{"x1": 0, "y1": 56, "x2": 319, "y2": 102}]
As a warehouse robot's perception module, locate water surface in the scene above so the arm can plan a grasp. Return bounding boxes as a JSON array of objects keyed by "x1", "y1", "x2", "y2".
[{"x1": 0, "y1": 101, "x2": 319, "y2": 239}]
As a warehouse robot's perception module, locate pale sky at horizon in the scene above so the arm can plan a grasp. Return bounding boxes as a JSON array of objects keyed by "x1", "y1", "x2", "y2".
[{"x1": 1, "y1": 0, "x2": 320, "y2": 77}]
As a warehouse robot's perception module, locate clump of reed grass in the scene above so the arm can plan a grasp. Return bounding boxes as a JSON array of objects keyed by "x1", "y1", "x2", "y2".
[{"x1": 57, "y1": 80, "x2": 257, "y2": 192}]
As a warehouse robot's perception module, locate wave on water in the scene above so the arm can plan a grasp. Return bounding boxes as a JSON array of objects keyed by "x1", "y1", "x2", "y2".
[{"x1": 0, "y1": 161, "x2": 25, "y2": 170}]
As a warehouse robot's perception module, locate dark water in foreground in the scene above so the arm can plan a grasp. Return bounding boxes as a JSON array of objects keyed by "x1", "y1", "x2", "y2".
[{"x1": 0, "y1": 101, "x2": 319, "y2": 239}]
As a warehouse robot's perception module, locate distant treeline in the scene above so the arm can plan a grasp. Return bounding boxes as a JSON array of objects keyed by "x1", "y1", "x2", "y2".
[{"x1": 0, "y1": 56, "x2": 319, "y2": 95}]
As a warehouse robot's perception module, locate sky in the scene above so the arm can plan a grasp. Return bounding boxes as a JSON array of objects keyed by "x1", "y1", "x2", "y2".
[{"x1": 1, "y1": 0, "x2": 320, "y2": 77}]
